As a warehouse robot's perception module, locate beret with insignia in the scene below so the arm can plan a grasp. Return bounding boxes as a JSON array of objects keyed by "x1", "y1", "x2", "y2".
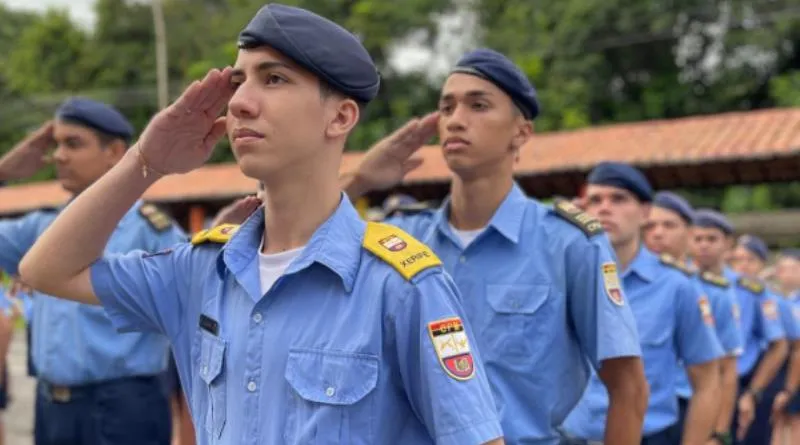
[
  {"x1": 452, "y1": 48, "x2": 539, "y2": 120},
  {"x1": 238, "y1": 3, "x2": 380, "y2": 103},
  {"x1": 552, "y1": 198, "x2": 603, "y2": 237},
  {"x1": 737, "y1": 234, "x2": 768, "y2": 262},
  {"x1": 693, "y1": 209, "x2": 733, "y2": 235},
  {"x1": 56, "y1": 97, "x2": 134, "y2": 142},
  {"x1": 139, "y1": 204, "x2": 174, "y2": 232},
  {"x1": 587, "y1": 162, "x2": 653, "y2": 202},
  {"x1": 653, "y1": 192, "x2": 694, "y2": 224}
]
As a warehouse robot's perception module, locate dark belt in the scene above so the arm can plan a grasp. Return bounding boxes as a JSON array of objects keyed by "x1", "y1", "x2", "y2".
[{"x1": 40, "y1": 375, "x2": 158, "y2": 404}]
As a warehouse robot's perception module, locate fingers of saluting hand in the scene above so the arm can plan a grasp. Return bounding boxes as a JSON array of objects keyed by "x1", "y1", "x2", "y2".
[{"x1": 173, "y1": 67, "x2": 235, "y2": 121}]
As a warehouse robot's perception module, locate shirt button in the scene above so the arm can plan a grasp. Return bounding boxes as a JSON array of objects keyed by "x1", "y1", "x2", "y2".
[
  {"x1": 202, "y1": 366, "x2": 208, "y2": 376},
  {"x1": 247, "y1": 381, "x2": 257, "y2": 392},
  {"x1": 325, "y1": 387, "x2": 336, "y2": 397},
  {"x1": 511, "y1": 300, "x2": 519, "y2": 309},
  {"x1": 459, "y1": 256, "x2": 466, "y2": 264},
  {"x1": 252, "y1": 313, "x2": 263, "y2": 323}
]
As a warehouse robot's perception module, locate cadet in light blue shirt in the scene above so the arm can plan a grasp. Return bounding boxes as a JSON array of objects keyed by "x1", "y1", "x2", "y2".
[
  {"x1": 772, "y1": 250, "x2": 800, "y2": 422},
  {"x1": 0, "y1": 98, "x2": 184, "y2": 445},
  {"x1": 17, "y1": 4, "x2": 504, "y2": 445},
  {"x1": 644, "y1": 192, "x2": 743, "y2": 443},
  {"x1": 563, "y1": 163, "x2": 722, "y2": 445},
  {"x1": 344, "y1": 50, "x2": 647, "y2": 444},
  {"x1": 729, "y1": 235, "x2": 790, "y2": 445}
]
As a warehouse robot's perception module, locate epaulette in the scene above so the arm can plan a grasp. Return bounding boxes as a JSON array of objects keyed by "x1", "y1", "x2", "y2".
[
  {"x1": 738, "y1": 277, "x2": 765, "y2": 294},
  {"x1": 139, "y1": 203, "x2": 173, "y2": 232},
  {"x1": 700, "y1": 271, "x2": 729, "y2": 288},
  {"x1": 191, "y1": 224, "x2": 239, "y2": 246},
  {"x1": 659, "y1": 253, "x2": 694, "y2": 276},
  {"x1": 552, "y1": 198, "x2": 603, "y2": 237},
  {"x1": 363, "y1": 222, "x2": 442, "y2": 281}
]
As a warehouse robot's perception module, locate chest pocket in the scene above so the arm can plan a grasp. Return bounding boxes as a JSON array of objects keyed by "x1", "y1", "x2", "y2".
[
  {"x1": 194, "y1": 331, "x2": 227, "y2": 440},
  {"x1": 284, "y1": 349, "x2": 379, "y2": 445},
  {"x1": 484, "y1": 284, "x2": 550, "y2": 358}
]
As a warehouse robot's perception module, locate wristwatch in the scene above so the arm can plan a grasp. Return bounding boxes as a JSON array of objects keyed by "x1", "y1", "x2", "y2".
[{"x1": 710, "y1": 431, "x2": 732, "y2": 445}]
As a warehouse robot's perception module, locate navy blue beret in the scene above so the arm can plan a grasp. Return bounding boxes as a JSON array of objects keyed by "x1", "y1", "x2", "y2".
[
  {"x1": 55, "y1": 98, "x2": 134, "y2": 142},
  {"x1": 780, "y1": 248, "x2": 800, "y2": 260},
  {"x1": 737, "y1": 234, "x2": 768, "y2": 261},
  {"x1": 452, "y1": 48, "x2": 539, "y2": 120},
  {"x1": 587, "y1": 162, "x2": 653, "y2": 202},
  {"x1": 238, "y1": 3, "x2": 379, "y2": 103},
  {"x1": 653, "y1": 191, "x2": 694, "y2": 223},
  {"x1": 693, "y1": 209, "x2": 734, "y2": 235}
]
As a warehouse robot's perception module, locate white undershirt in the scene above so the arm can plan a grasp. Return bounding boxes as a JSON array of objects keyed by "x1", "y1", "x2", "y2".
[
  {"x1": 258, "y1": 238, "x2": 305, "y2": 295},
  {"x1": 450, "y1": 224, "x2": 486, "y2": 248}
]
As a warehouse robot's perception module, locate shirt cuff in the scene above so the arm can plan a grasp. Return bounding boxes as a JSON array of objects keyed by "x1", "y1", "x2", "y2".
[{"x1": 437, "y1": 417, "x2": 503, "y2": 445}]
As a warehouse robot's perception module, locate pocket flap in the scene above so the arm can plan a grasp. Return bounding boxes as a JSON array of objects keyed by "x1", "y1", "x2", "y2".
[
  {"x1": 286, "y1": 349, "x2": 379, "y2": 406},
  {"x1": 486, "y1": 284, "x2": 549, "y2": 314},
  {"x1": 199, "y1": 332, "x2": 226, "y2": 385}
]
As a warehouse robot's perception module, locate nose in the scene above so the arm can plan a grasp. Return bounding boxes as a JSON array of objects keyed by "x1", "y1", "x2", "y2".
[
  {"x1": 227, "y1": 82, "x2": 259, "y2": 120},
  {"x1": 52, "y1": 144, "x2": 68, "y2": 164},
  {"x1": 444, "y1": 104, "x2": 468, "y2": 134}
]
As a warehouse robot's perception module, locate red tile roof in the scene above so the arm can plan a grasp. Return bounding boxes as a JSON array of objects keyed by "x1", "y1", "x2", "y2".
[{"x1": 2, "y1": 107, "x2": 798, "y2": 215}]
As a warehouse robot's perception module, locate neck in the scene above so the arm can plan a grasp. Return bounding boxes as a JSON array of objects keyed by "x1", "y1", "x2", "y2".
[
  {"x1": 697, "y1": 261, "x2": 725, "y2": 275},
  {"x1": 449, "y1": 172, "x2": 513, "y2": 230},
  {"x1": 260, "y1": 161, "x2": 341, "y2": 254},
  {"x1": 614, "y1": 238, "x2": 641, "y2": 271}
]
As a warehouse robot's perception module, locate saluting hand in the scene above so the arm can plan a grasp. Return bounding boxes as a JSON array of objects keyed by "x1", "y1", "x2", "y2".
[
  {"x1": 135, "y1": 68, "x2": 235, "y2": 176},
  {"x1": 353, "y1": 112, "x2": 439, "y2": 192},
  {"x1": 0, "y1": 121, "x2": 54, "y2": 181}
]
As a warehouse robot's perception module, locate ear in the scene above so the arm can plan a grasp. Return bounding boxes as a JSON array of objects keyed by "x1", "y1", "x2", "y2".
[
  {"x1": 104, "y1": 139, "x2": 127, "y2": 166},
  {"x1": 510, "y1": 117, "x2": 533, "y2": 155},
  {"x1": 325, "y1": 98, "x2": 360, "y2": 139}
]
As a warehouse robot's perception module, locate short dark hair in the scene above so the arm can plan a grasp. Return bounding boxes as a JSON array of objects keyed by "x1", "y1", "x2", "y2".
[{"x1": 319, "y1": 79, "x2": 367, "y2": 117}]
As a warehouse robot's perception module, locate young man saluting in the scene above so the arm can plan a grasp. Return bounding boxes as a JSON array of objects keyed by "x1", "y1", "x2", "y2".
[{"x1": 18, "y1": 4, "x2": 503, "y2": 445}]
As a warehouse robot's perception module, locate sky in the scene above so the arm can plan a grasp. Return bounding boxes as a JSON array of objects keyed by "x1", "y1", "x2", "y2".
[{"x1": 3, "y1": 0, "x2": 96, "y2": 28}]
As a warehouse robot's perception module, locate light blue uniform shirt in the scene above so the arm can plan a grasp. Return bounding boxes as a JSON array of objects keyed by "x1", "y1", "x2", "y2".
[
  {"x1": 90, "y1": 195, "x2": 503, "y2": 445},
  {"x1": 0, "y1": 201, "x2": 185, "y2": 385},
  {"x1": 724, "y1": 269, "x2": 785, "y2": 376},
  {"x1": 385, "y1": 184, "x2": 642, "y2": 445},
  {"x1": 676, "y1": 270, "x2": 743, "y2": 398},
  {"x1": 776, "y1": 295, "x2": 800, "y2": 341},
  {"x1": 563, "y1": 247, "x2": 723, "y2": 439}
]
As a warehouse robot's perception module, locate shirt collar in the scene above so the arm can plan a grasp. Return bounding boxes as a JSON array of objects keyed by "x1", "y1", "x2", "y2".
[
  {"x1": 434, "y1": 182, "x2": 527, "y2": 244},
  {"x1": 623, "y1": 246, "x2": 657, "y2": 283},
  {"x1": 219, "y1": 193, "x2": 363, "y2": 296}
]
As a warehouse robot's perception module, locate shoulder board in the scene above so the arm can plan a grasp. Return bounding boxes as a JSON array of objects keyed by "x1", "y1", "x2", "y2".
[
  {"x1": 700, "y1": 271, "x2": 729, "y2": 288},
  {"x1": 363, "y1": 222, "x2": 441, "y2": 281},
  {"x1": 552, "y1": 198, "x2": 603, "y2": 237},
  {"x1": 738, "y1": 277, "x2": 765, "y2": 294},
  {"x1": 659, "y1": 253, "x2": 694, "y2": 276},
  {"x1": 191, "y1": 224, "x2": 239, "y2": 246},
  {"x1": 139, "y1": 203, "x2": 173, "y2": 232}
]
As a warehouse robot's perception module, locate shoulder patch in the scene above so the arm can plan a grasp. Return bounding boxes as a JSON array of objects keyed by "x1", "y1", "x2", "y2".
[
  {"x1": 738, "y1": 277, "x2": 765, "y2": 294},
  {"x1": 139, "y1": 203, "x2": 173, "y2": 232},
  {"x1": 659, "y1": 253, "x2": 695, "y2": 276},
  {"x1": 552, "y1": 198, "x2": 603, "y2": 237},
  {"x1": 191, "y1": 224, "x2": 239, "y2": 246},
  {"x1": 363, "y1": 222, "x2": 442, "y2": 281},
  {"x1": 700, "y1": 271, "x2": 730, "y2": 288}
]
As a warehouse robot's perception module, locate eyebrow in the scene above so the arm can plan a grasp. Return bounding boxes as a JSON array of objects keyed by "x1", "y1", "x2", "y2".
[
  {"x1": 230, "y1": 61, "x2": 296, "y2": 80},
  {"x1": 439, "y1": 90, "x2": 494, "y2": 101}
]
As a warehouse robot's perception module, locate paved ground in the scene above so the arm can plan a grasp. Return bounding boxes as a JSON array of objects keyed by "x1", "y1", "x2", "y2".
[{"x1": 5, "y1": 331, "x2": 35, "y2": 445}]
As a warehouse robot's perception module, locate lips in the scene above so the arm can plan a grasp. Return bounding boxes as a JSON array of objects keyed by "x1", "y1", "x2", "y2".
[
  {"x1": 232, "y1": 128, "x2": 265, "y2": 140},
  {"x1": 442, "y1": 136, "x2": 470, "y2": 150}
]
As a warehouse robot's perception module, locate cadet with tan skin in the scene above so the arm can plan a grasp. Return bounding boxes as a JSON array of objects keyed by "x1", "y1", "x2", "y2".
[
  {"x1": 644, "y1": 193, "x2": 743, "y2": 445},
  {"x1": 772, "y1": 250, "x2": 800, "y2": 443},
  {"x1": 690, "y1": 210, "x2": 788, "y2": 443}
]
